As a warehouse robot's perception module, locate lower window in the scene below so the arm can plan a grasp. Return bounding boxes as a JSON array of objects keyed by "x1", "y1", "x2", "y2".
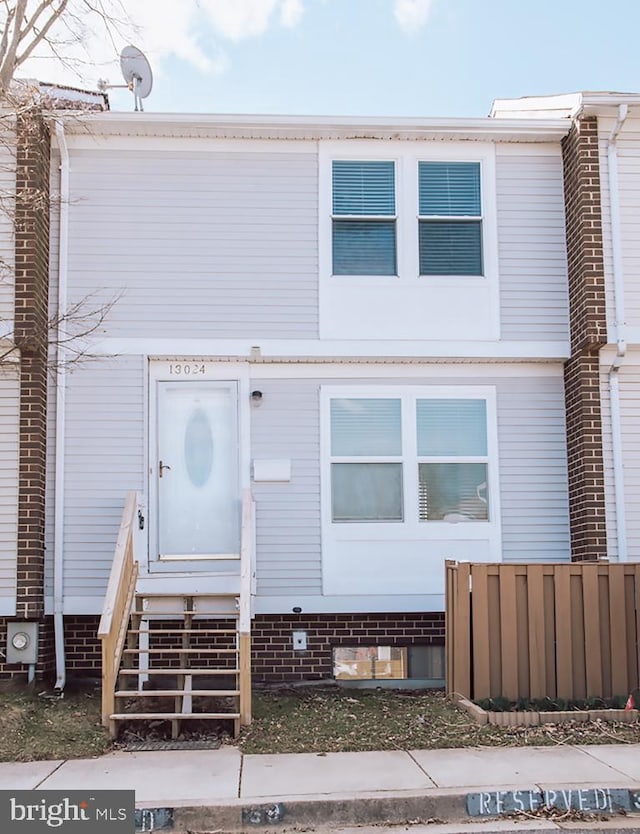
[{"x1": 328, "y1": 391, "x2": 491, "y2": 524}]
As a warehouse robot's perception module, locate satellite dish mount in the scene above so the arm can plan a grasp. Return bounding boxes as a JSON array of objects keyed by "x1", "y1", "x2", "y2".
[{"x1": 97, "y1": 45, "x2": 153, "y2": 111}]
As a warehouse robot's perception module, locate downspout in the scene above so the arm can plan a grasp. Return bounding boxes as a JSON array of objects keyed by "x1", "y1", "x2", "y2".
[
  {"x1": 53, "y1": 120, "x2": 69, "y2": 691},
  {"x1": 607, "y1": 104, "x2": 628, "y2": 561}
]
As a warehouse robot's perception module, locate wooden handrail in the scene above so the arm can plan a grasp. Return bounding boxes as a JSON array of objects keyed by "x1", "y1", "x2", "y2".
[
  {"x1": 98, "y1": 491, "x2": 139, "y2": 727},
  {"x1": 239, "y1": 487, "x2": 255, "y2": 726}
]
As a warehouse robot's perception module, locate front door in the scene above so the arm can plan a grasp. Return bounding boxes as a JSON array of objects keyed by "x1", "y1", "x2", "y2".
[{"x1": 153, "y1": 381, "x2": 240, "y2": 565}]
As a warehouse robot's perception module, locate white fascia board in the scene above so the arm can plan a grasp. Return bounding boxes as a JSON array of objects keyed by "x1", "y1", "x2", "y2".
[
  {"x1": 91, "y1": 338, "x2": 571, "y2": 361},
  {"x1": 492, "y1": 92, "x2": 640, "y2": 121},
  {"x1": 151, "y1": 359, "x2": 565, "y2": 380},
  {"x1": 254, "y1": 595, "x2": 445, "y2": 614},
  {"x1": 51, "y1": 593, "x2": 445, "y2": 615},
  {"x1": 491, "y1": 93, "x2": 583, "y2": 119},
  {"x1": 600, "y1": 343, "x2": 640, "y2": 364},
  {"x1": 46, "y1": 596, "x2": 101, "y2": 615},
  {"x1": 52, "y1": 111, "x2": 570, "y2": 144}
]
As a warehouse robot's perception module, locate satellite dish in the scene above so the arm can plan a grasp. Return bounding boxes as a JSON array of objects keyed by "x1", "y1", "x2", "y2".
[{"x1": 119, "y1": 45, "x2": 153, "y2": 111}]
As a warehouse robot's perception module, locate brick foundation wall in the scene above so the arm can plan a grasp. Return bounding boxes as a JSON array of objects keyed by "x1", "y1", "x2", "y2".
[
  {"x1": 1, "y1": 612, "x2": 445, "y2": 683},
  {"x1": 64, "y1": 615, "x2": 102, "y2": 673},
  {"x1": 561, "y1": 117, "x2": 608, "y2": 561},
  {"x1": 251, "y1": 612, "x2": 445, "y2": 683}
]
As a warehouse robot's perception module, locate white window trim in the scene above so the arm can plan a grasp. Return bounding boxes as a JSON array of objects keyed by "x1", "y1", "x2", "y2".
[
  {"x1": 320, "y1": 384, "x2": 501, "y2": 544},
  {"x1": 319, "y1": 140, "x2": 499, "y2": 286}
]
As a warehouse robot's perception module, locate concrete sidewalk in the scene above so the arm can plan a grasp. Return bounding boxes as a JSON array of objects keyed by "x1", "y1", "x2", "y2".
[{"x1": 1, "y1": 744, "x2": 640, "y2": 832}]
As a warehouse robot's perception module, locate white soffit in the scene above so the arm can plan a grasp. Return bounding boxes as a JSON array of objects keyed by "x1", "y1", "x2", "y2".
[{"x1": 51, "y1": 111, "x2": 570, "y2": 144}]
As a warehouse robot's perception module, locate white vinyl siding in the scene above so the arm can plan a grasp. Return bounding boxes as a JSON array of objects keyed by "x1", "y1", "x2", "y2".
[
  {"x1": 498, "y1": 375, "x2": 571, "y2": 562},
  {"x1": 250, "y1": 379, "x2": 322, "y2": 596},
  {"x1": 600, "y1": 356, "x2": 640, "y2": 561},
  {"x1": 65, "y1": 148, "x2": 318, "y2": 339},
  {"x1": 0, "y1": 368, "x2": 19, "y2": 610},
  {"x1": 59, "y1": 356, "x2": 145, "y2": 606},
  {"x1": 600, "y1": 117, "x2": 640, "y2": 341},
  {"x1": 497, "y1": 145, "x2": 569, "y2": 342}
]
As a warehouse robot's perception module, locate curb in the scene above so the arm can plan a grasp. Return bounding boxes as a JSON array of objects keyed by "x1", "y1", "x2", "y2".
[
  {"x1": 138, "y1": 792, "x2": 467, "y2": 832},
  {"x1": 135, "y1": 789, "x2": 640, "y2": 833}
]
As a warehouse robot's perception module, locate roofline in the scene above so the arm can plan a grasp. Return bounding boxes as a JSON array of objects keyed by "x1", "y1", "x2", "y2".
[
  {"x1": 48, "y1": 110, "x2": 571, "y2": 142},
  {"x1": 492, "y1": 92, "x2": 640, "y2": 120}
]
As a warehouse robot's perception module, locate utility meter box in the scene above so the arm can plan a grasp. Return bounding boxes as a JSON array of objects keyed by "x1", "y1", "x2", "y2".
[{"x1": 7, "y1": 621, "x2": 38, "y2": 664}]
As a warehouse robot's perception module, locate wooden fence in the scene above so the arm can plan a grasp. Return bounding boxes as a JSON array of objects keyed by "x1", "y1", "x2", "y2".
[{"x1": 446, "y1": 561, "x2": 640, "y2": 702}]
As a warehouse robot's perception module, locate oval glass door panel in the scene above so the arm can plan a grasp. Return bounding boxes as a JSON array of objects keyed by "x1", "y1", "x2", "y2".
[
  {"x1": 185, "y1": 407, "x2": 214, "y2": 487},
  {"x1": 157, "y1": 382, "x2": 239, "y2": 558}
]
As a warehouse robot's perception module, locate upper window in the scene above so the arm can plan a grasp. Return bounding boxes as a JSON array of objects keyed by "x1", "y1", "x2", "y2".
[
  {"x1": 332, "y1": 161, "x2": 396, "y2": 276},
  {"x1": 418, "y1": 162, "x2": 483, "y2": 276}
]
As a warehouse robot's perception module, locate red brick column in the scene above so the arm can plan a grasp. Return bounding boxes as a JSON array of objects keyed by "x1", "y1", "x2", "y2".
[
  {"x1": 561, "y1": 117, "x2": 608, "y2": 561},
  {"x1": 14, "y1": 110, "x2": 50, "y2": 617}
]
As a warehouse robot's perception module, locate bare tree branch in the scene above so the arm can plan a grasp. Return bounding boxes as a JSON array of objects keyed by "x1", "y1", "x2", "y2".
[
  {"x1": 0, "y1": 0, "x2": 27, "y2": 94},
  {"x1": 15, "y1": 1, "x2": 70, "y2": 69},
  {"x1": 0, "y1": 1, "x2": 135, "y2": 97}
]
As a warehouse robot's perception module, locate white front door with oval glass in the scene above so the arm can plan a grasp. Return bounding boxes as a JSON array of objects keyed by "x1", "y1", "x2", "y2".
[{"x1": 154, "y1": 381, "x2": 240, "y2": 564}]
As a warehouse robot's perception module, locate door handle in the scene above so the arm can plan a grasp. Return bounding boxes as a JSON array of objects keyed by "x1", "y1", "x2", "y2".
[{"x1": 159, "y1": 460, "x2": 172, "y2": 478}]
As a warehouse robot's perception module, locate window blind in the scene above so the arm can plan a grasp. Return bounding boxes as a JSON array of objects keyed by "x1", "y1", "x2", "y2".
[
  {"x1": 332, "y1": 161, "x2": 397, "y2": 275},
  {"x1": 333, "y1": 161, "x2": 395, "y2": 215},
  {"x1": 419, "y1": 222, "x2": 483, "y2": 276},
  {"x1": 331, "y1": 398, "x2": 402, "y2": 456},
  {"x1": 418, "y1": 162, "x2": 481, "y2": 216},
  {"x1": 418, "y1": 161, "x2": 483, "y2": 276},
  {"x1": 416, "y1": 399, "x2": 487, "y2": 457}
]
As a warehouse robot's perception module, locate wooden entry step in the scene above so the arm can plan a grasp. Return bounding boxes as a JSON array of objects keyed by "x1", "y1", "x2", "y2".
[{"x1": 106, "y1": 591, "x2": 250, "y2": 740}]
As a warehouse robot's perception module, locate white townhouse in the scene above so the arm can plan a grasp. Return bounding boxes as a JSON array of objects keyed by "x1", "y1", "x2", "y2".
[{"x1": 0, "y1": 98, "x2": 578, "y2": 731}]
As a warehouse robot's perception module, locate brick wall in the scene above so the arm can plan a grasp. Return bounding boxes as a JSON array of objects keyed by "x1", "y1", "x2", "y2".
[
  {"x1": 14, "y1": 110, "x2": 50, "y2": 617},
  {"x1": 561, "y1": 117, "x2": 608, "y2": 561},
  {"x1": 64, "y1": 616, "x2": 102, "y2": 673},
  {"x1": 4, "y1": 613, "x2": 445, "y2": 683}
]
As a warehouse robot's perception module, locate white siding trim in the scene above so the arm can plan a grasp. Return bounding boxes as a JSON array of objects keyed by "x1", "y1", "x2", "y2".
[
  {"x1": 89, "y1": 338, "x2": 570, "y2": 359},
  {"x1": 50, "y1": 593, "x2": 445, "y2": 615},
  {"x1": 254, "y1": 594, "x2": 445, "y2": 614},
  {"x1": 63, "y1": 135, "x2": 316, "y2": 153}
]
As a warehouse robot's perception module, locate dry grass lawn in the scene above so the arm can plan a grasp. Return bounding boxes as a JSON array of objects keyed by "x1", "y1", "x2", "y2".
[{"x1": 2, "y1": 681, "x2": 640, "y2": 761}]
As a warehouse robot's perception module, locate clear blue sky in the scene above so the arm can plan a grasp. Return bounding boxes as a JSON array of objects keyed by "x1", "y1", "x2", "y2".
[{"x1": 25, "y1": 0, "x2": 640, "y2": 117}]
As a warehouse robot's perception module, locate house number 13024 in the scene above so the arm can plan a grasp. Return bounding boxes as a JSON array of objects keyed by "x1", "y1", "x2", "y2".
[{"x1": 169, "y1": 364, "x2": 206, "y2": 376}]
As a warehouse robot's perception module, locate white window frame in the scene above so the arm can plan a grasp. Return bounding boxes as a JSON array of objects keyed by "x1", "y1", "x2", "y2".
[
  {"x1": 331, "y1": 159, "x2": 398, "y2": 277},
  {"x1": 320, "y1": 384, "x2": 501, "y2": 544},
  {"x1": 318, "y1": 140, "x2": 500, "y2": 342},
  {"x1": 417, "y1": 161, "x2": 484, "y2": 278},
  {"x1": 319, "y1": 140, "x2": 498, "y2": 285}
]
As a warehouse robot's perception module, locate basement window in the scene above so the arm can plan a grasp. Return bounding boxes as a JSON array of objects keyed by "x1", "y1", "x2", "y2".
[
  {"x1": 333, "y1": 646, "x2": 407, "y2": 680},
  {"x1": 332, "y1": 644, "x2": 445, "y2": 685}
]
